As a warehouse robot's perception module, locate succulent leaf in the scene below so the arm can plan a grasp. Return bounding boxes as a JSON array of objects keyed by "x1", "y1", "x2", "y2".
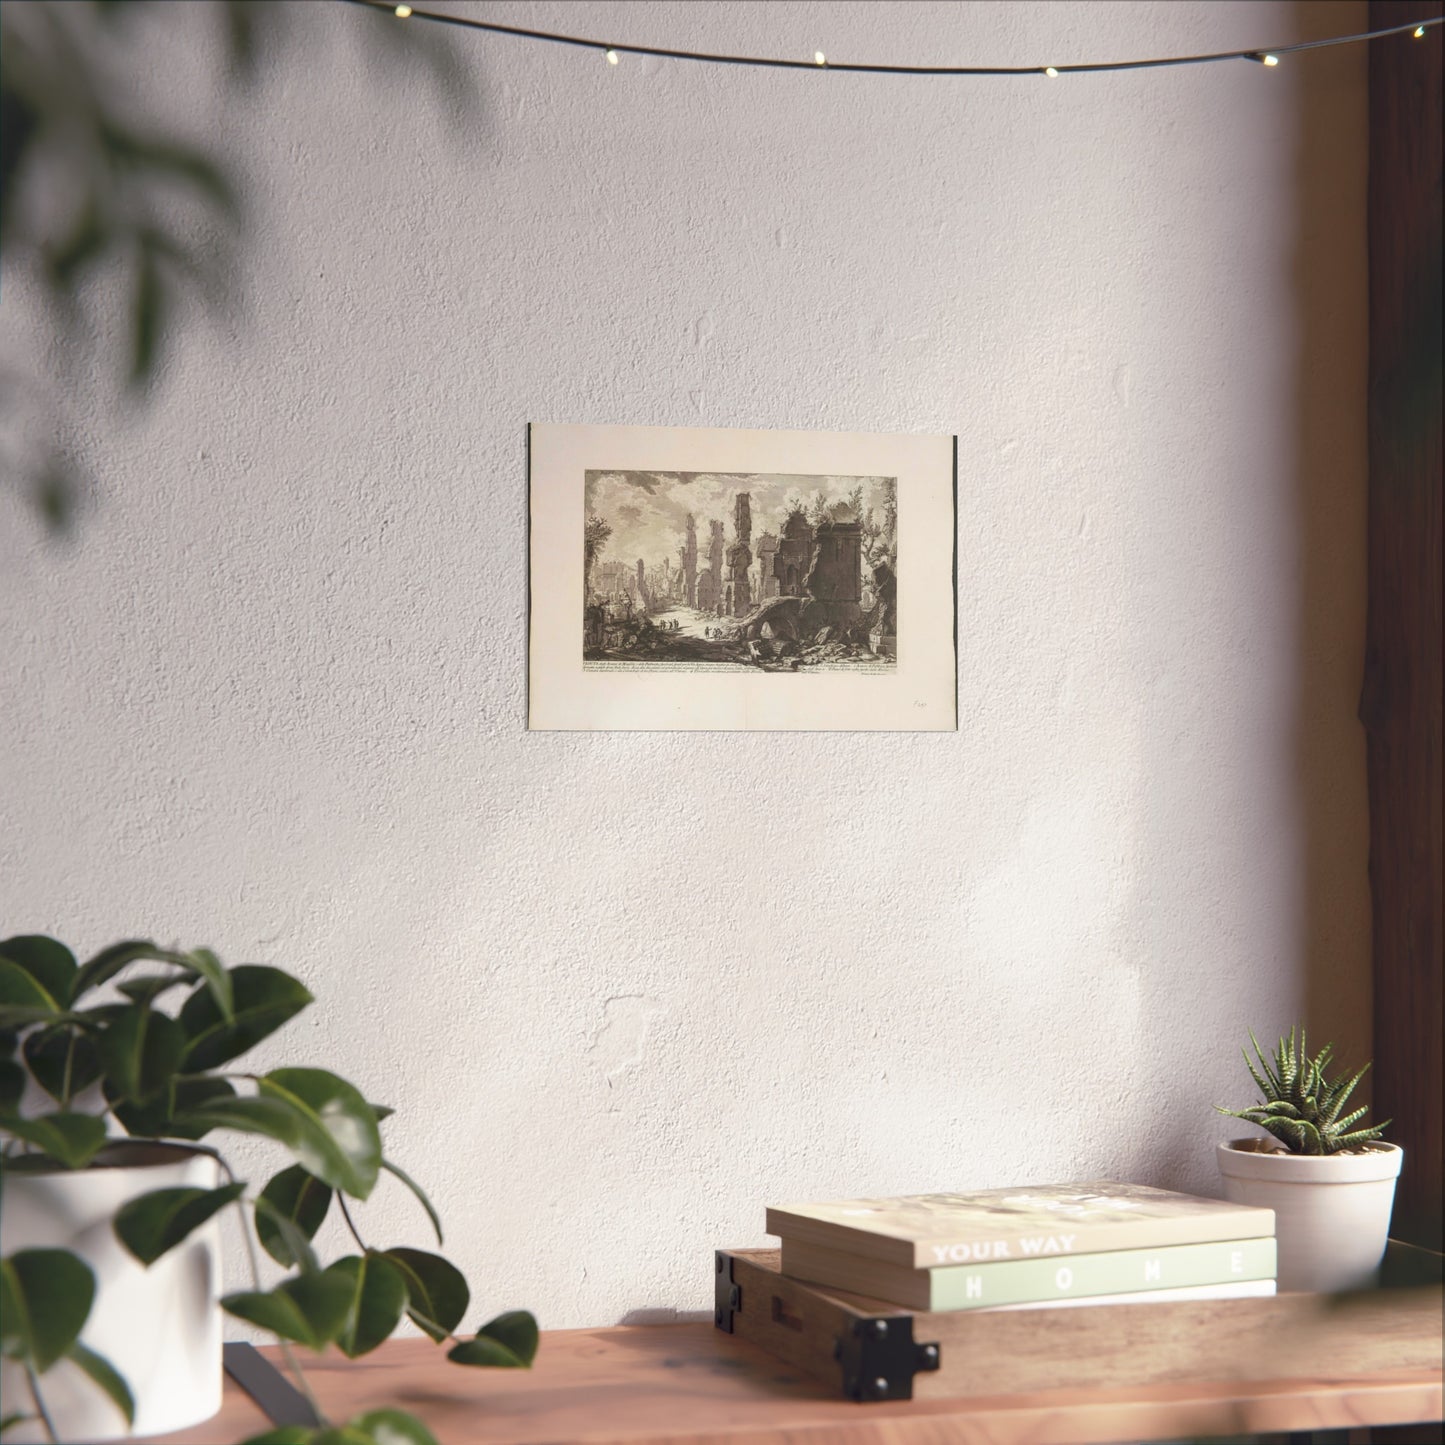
[{"x1": 1218, "y1": 1027, "x2": 1388, "y2": 1156}]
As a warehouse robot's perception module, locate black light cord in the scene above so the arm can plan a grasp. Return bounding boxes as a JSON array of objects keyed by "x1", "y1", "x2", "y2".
[{"x1": 338, "y1": 1, "x2": 1441, "y2": 77}]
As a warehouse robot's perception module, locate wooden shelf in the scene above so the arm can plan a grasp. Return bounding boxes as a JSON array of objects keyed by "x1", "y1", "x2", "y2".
[{"x1": 149, "y1": 1317, "x2": 1442, "y2": 1445}]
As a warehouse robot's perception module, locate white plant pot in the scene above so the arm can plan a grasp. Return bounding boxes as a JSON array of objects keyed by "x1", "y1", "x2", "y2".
[
  {"x1": 1216, "y1": 1137, "x2": 1403, "y2": 1293},
  {"x1": 0, "y1": 1141, "x2": 224, "y2": 1442}
]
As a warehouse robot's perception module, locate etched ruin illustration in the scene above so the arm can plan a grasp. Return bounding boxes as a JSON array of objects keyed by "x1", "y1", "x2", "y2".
[{"x1": 583, "y1": 471, "x2": 897, "y2": 671}]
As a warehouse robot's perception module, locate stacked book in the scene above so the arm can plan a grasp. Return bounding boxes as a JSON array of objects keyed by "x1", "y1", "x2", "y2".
[{"x1": 766, "y1": 1181, "x2": 1277, "y2": 1312}]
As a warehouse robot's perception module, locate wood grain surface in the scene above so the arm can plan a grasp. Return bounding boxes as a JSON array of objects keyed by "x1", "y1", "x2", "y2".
[
  {"x1": 723, "y1": 1247, "x2": 1444, "y2": 1404},
  {"x1": 144, "y1": 1310, "x2": 1442, "y2": 1445}
]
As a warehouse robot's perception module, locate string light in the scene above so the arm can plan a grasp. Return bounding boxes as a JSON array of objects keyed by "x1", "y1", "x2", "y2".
[{"x1": 339, "y1": 2, "x2": 1443, "y2": 79}]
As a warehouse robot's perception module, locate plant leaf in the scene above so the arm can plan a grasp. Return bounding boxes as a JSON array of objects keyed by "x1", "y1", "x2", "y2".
[
  {"x1": 0, "y1": 1248, "x2": 95, "y2": 1371},
  {"x1": 113, "y1": 1182, "x2": 245, "y2": 1266},
  {"x1": 326, "y1": 1253, "x2": 407, "y2": 1359},
  {"x1": 0, "y1": 1060, "x2": 25, "y2": 1114},
  {"x1": 380, "y1": 1158, "x2": 442, "y2": 1246},
  {"x1": 0, "y1": 938, "x2": 76, "y2": 1008},
  {"x1": 104, "y1": 1076, "x2": 170, "y2": 1139},
  {"x1": 382, "y1": 1248, "x2": 468, "y2": 1342},
  {"x1": 252, "y1": 1196, "x2": 321, "y2": 1277},
  {"x1": 129, "y1": 237, "x2": 164, "y2": 389},
  {"x1": 73, "y1": 1003, "x2": 131, "y2": 1032},
  {"x1": 351, "y1": 1408, "x2": 441, "y2": 1445},
  {"x1": 97, "y1": 1005, "x2": 187, "y2": 1103},
  {"x1": 71, "y1": 941, "x2": 178, "y2": 1000},
  {"x1": 171, "y1": 1094, "x2": 309, "y2": 1153},
  {"x1": 477, "y1": 1309, "x2": 538, "y2": 1365},
  {"x1": 0, "y1": 1112, "x2": 108, "y2": 1168},
  {"x1": 182, "y1": 948, "x2": 233, "y2": 1022},
  {"x1": 256, "y1": 1165, "x2": 332, "y2": 1268},
  {"x1": 1330, "y1": 1104, "x2": 1371, "y2": 1134},
  {"x1": 43, "y1": 197, "x2": 107, "y2": 289},
  {"x1": 1333, "y1": 1121, "x2": 1392, "y2": 1151},
  {"x1": 102, "y1": 125, "x2": 240, "y2": 219},
  {"x1": 67, "y1": 1341, "x2": 135, "y2": 1426},
  {"x1": 447, "y1": 1310, "x2": 538, "y2": 1368},
  {"x1": 0, "y1": 1260, "x2": 23, "y2": 1359},
  {"x1": 223, "y1": 1273, "x2": 353, "y2": 1351},
  {"x1": 0, "y1": 1414, "x2": 36, "y2": 1435},
  {"x1": 1261, "y1": 1100, "x2": 1300, "y2": 1117},
  {"x1": 0, "y1": 960, "x2": 60, "y2": 1027},
  {"x1": 107, "y1": 1071, "x2": 238, "y2": 1139},
  {"x1": 179, "y1": 966, "x2": 312, "y2": 1071},
  {"x1": 23, "y1": 1027, "x2": 102, "y2": 1102},
  {"x1": 258, "y1": 1070, "x2": 381, "y2": 1201},
  {"x1": 116, "y1": 974, "x2": 190, "y2": 1007},
  {"x1": 175, "y1": 1087, "x2": 376, "y2": 1200}
]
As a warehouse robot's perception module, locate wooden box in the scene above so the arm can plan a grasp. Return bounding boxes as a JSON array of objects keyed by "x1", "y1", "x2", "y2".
[{"x1": 715, "y1": 1242, "x2": 1445, "y2": 1404}]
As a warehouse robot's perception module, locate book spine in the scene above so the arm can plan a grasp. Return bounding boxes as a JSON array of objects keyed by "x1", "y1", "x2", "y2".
[{"x1": 930, "y1": 1236, "x2": 1276, "y2": 1310}]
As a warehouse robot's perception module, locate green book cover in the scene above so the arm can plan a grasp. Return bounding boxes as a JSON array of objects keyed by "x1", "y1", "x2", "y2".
[{"x1": 779, "y1": 1235, "x2": 1278, "y2": 1311}]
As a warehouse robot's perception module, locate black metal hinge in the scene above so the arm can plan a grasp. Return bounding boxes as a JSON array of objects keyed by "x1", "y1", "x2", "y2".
[
  {"x1": 714, "y1": 1250, "x2": 742, "y2": 1333},
  {"x1": 833, "y1": 1313, "x2": 941, "y2": 1401}
]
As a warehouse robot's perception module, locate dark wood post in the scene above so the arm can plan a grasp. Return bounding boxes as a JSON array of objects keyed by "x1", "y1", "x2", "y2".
[{"x1": 1364, "y1": 0, "x2": 1443, "y2": 1261}]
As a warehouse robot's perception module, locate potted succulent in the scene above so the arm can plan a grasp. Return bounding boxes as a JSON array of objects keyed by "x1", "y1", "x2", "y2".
[
  {"x1": 1215, "y1": 1025, "x2": 1402, "y2": 1293},
  {"x1": 0, "y1": 934, "x2": 537, "y2": 1444}
]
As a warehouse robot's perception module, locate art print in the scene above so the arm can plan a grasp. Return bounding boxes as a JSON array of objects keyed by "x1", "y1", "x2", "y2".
[
  {"x1": 583, "y1": 472, "x2": 897, "y2": 673},
  {"x1": 528, "y1": 423, "x2": 955, "y2": 731}
]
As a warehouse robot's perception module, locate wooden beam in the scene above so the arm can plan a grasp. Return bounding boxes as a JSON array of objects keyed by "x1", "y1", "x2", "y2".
[{"x1": 1364, "y1": 0, "x2": 1444, "y2": 1266}]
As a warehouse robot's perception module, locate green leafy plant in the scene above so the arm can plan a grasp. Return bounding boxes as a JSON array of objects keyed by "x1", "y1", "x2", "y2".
[
  {"x1": 0, "y1": 934, "x2": 536, "y2": 1445},
  {"x1": 1216, "y1": 1025, "x2": 1392, "y2": 1156},
  {"x1": 2, "y1": 1, "x2": 467, "y2": 533}
]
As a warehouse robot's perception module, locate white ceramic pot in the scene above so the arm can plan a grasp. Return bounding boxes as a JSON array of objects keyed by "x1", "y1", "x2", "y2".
[
  {"x1": 0, "y1": 1141, "x2": 224, "y2": 1442},
  {"x1": 1216, "y1": 1137, "x2": 1403, "y2": 1293}
]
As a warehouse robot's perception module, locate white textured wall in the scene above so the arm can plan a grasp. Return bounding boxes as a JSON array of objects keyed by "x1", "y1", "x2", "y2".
[{"x1": 0, "y1": 1, "x2": 1369, "y2": 1330}]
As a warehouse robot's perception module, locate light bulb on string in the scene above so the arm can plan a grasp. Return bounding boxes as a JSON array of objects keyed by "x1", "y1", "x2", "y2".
[{"x1": 339, "y1": 2, "x2": 1441, "y2": 81}]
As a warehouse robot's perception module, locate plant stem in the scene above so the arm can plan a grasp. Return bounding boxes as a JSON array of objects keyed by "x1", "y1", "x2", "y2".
[
  {"x1": 60, "y1": 1031, "x2": 77, "y2": 1109},
  {"x1": 335, "y1": 1197, "x2": 464, "y2": 1348},
  {"x1": 219, "y1": 1156, "x2": 327, "y2": 1428},
  {"x1": 24, "y1": 1364, "x2": 57, "y2": 1444},
  {"x1": 336, "y1": 1194, "x2": 367, "y2": 1253}
]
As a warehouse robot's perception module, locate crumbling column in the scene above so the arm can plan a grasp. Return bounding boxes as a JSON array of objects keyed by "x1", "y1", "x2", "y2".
[
  {"x1": 682, "y1": 514, "x2": 698, "y2": 607},
  {"x1": 728, "y1": 492, "x2": 753, "y2": 617}
]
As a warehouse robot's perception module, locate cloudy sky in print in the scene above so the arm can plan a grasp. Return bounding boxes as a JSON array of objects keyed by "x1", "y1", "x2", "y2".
[{"x1": 584, "y1": 471, "x2": 894, "y2": 574}]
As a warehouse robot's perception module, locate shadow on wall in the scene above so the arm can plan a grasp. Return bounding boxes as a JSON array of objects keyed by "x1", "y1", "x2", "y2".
[{"x1": 1130, "y1": 0, "x2": 1373, "y2": 1196}]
